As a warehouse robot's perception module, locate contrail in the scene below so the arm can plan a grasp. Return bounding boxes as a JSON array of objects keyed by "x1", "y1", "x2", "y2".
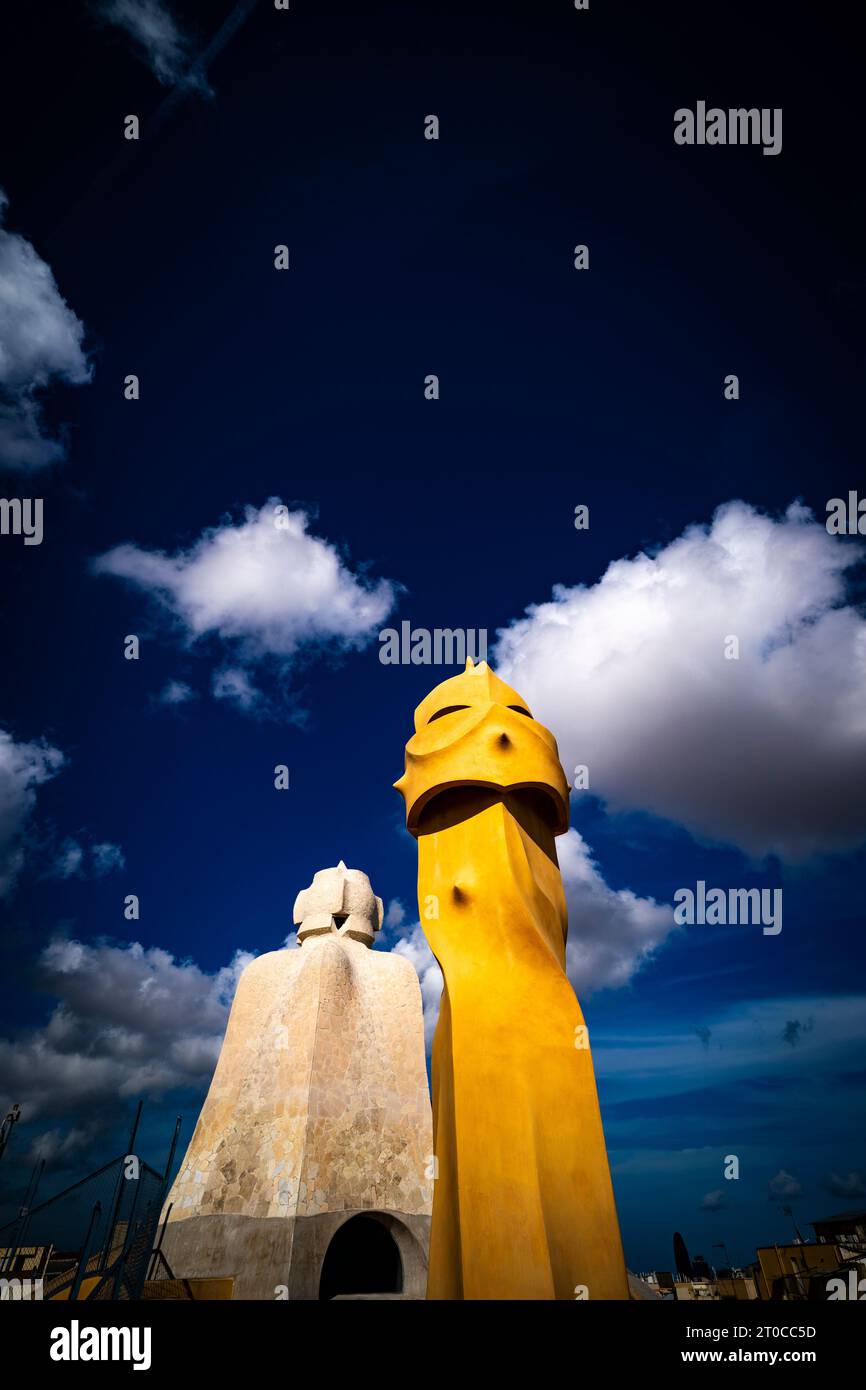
[
  {"x1": 45, "y1": 0, "x2": 261, "y2": 239},
  {"x1": 149, "y1": 0, "x2": 260, "y2": 131}
]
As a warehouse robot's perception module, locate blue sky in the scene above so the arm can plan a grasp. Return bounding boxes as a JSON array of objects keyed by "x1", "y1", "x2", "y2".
[{"x1": 0, "y1": 0, "x2": 864, "y2": 1275}]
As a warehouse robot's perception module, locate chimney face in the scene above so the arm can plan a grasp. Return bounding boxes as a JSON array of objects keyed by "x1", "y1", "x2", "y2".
[{"x1": 292, "y1": 862, "x2": 384, "y2": 946}]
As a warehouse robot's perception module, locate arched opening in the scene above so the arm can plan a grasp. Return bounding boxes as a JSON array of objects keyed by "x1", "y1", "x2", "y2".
[{"x1": 319, "y1": 1215, "x2": 404, "y2": 1300}]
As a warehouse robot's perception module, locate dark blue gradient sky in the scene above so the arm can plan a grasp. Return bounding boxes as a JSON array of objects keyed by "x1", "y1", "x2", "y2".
[{"x1": 1, "y1": 0, "x2": 864, "y2": 1273}]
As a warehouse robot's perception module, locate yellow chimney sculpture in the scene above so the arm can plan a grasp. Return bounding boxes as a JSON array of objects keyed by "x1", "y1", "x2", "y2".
[{"x1": 395, "y1": 659, "x2": 629, "y2": 1300}]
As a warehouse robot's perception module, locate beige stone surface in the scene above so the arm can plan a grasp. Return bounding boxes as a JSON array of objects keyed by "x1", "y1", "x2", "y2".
[
  {"x1": 163, "y1": 868, "x2": 433, "y2": 1234},
  {"x1": 293, "y1": 860, "x2": 384, "y2": 947}
]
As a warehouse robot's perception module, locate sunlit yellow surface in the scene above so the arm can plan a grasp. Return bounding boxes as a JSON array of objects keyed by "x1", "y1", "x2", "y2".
[
  {"x1": 395, "y1": 660, "x2": 629, "y2": 1300},
  {"x1": 50, "y1": 1275, "x2": 101, "y2": 1300}
]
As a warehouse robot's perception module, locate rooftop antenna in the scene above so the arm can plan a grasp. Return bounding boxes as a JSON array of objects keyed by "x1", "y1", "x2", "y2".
[{"x1": 0, "y1": 1102, "x2": 21, "y2": 1161}]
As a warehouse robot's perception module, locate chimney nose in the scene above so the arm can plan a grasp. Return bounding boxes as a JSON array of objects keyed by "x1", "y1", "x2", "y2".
[{"x1": 496, "y1": 732, "x2": 511, "y2": 749}]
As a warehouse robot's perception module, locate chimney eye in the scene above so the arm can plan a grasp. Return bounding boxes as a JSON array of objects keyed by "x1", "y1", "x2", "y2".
[
  {"x1": 508, "y1": 705, "x2": 532, "y2": 718},
  {"x1": 428, "y1": 704, "x2": 470, "y2": 724}
]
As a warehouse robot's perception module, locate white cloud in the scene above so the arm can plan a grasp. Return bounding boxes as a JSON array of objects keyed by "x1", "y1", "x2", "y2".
[
  {"x1": 28, "y1": 1124, "x2": 96, "y2": 1165},
  {"x1": 48, "y1": 836, "x2": 125, "y2": 881},
  {"x1": 98, "y1": 0, "x2": 212, "y2": 95},
  {"x1": 212, "y1": 666, "x2": 262, "y2": 714},
  {"x1": 94, "y1": 502, "x2": 397, "y2": 707},
  {"x1": 496, "y1": 501, "x2": 866, "y2": 861},
  {"x1": 0, "y1": 189, "x2": 91, "y2": 470},
  {"x1": 768, "y1": 1169, "x2": 803, "y2": 1200},
  {"x1": 0, "y1": 729, "x2": 124, "y2": 893},
  {"x1": 701, "y1": 1190, "x2": 727, "y2": 1211},
  {"x1": 0, "y1": 728, "x2": 65, "y2": 897},
  {"x1": 559, "y1": 830, "x2": 677, "y2": 994},
  {"x1": 0, "y1": 400, "x2": 64, "y2": 470},
  {"x1": 52, "y1": 838, "x2": 85, "y2": 879},
  {"x1": 826, "y1": 1171, "x2": 866, "y2": 1199},
  {"x1": 156, "y1": 679, "x2": 196, "y2": 706},
  {"x1": 390, "y1": 832, "x2": 673, "y2": 1047},
  {"x1": 391, "y1": 922, "x2": 444, "y2": 1051},
  {"x1": 91, "y1": 842, "x2": 125, "y2": 876},
  {"x1": 383, "y1": 898, "x2": 406, "y2": 930},
  {"x1": 0, "y1": 937, "x2": 254, "y2": 1122}
]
